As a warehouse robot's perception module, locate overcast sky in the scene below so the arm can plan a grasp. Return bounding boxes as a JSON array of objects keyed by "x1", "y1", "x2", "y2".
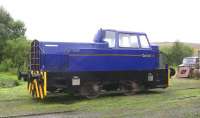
[{"x1": 1, "y1": 0, "x2": 200, "y2": 43}]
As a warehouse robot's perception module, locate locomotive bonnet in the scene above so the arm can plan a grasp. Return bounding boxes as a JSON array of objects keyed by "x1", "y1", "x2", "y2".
[{"x1": 18, "y1": 29, "x2": 175, "y2": 99}]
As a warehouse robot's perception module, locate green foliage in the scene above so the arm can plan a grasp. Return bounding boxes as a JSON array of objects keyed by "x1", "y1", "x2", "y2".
[
  {"x1": 0, "y1": 6, "x2": 26, "y2": 40},
  {"x1": 0, "y1": 37, "x2": 30, "y2": 71},
  {"x1": 0, "y1": 6, "x2": 26, "y2": 62},
  {"x1": 160, "y1": 41, "x2": 193, "y2": 66},
  {"x1": 0, "y1": 59, "x2": 13, "y2": 71},
  {"x1": 0, "y1": 6, "x2": 28, "y2": 72}
]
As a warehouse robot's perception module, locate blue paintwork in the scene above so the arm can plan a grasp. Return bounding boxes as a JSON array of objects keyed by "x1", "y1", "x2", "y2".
[
  {"x1": 68, "y1": 49, "x2": 158, "y2": 72},
  {"x1": 38, "y1": 29, "x2": 160, "y2": 72}
]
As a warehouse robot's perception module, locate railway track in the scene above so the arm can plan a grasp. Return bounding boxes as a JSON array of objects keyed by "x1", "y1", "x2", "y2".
[
  {"x1": 5, "y1": 110, "x2": 76, "y2": 118},
  {"x1": 172, "y1": 87, "x2": 200, "y2": 91}
]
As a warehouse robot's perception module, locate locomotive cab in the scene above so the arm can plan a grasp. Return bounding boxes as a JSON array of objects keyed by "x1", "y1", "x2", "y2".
[{"x1": 94, "y1": 29, "x2": 151, "y2": 49}]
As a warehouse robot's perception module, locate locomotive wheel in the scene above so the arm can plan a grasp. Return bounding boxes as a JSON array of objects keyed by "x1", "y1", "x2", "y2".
[
  {"x1": 80, "y1": 82, "x2": 100, "y2": 99},
  {"x1": 121, "y1": 81, "x2": 139, "y2": 96}
]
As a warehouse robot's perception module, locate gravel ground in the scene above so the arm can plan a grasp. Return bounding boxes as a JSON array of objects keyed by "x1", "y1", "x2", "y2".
[{"x1": 19, "y1": 111, "x2": 102, "y2": 118}]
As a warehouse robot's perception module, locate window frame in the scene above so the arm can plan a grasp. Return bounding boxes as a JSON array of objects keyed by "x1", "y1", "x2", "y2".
[
  {"x1": 138, "y1": 35, "x2": 151, "y2": 49},
  {"x1": 102, "y1": 30, "x2": 151, "y2": 49},
  {"x1": 103, "y1": 31, "x2": 117, "y2": 48}
]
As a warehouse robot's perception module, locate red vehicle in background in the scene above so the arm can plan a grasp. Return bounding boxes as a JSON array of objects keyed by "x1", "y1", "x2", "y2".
[{"x1": 177, "y1": 57, "x2": 200, "y2": 78}]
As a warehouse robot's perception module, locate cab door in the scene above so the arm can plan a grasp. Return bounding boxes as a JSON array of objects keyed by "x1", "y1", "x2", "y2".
[{"x1": 116, "y1": 33, "x2": 158, "y2": 70}]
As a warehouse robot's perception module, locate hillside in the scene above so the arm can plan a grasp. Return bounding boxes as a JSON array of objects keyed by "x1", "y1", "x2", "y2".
[
  {"x1": 153, "y1": 42, "x2": 200, "y2": 49},
  {"x1": 153, "y1": 42, "x2": 200, "y2": 55}
]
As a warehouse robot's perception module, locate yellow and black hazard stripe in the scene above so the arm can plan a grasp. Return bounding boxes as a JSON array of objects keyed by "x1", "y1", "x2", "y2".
[
  {"x1": 167, "y1": 68, "x2": 171, "y2": 87},
  {"x1": 27, "y1": 70, "x2": 47, "y2": 99}
]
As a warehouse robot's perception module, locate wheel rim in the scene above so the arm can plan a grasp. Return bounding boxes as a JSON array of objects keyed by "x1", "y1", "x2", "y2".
[
  {"x1": 81, "y1": 83, "x2": 100, "y2": 99},
  {"x1": 121, "y1": 81, "x2": 139, "y2": 95}
]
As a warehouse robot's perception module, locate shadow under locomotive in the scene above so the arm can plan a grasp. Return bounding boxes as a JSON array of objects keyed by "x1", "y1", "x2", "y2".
[{"x1": 38, "y1": 90, "x2": 165, "y2": 105}]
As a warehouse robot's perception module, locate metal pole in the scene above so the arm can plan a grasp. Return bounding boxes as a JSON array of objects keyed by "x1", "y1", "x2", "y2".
[
  {"x1": 198, "y1": 50, "x2": 200, "y2": 69},
  {"x1": 198, "y1": 50, "x2": 200, "y2": 58}
]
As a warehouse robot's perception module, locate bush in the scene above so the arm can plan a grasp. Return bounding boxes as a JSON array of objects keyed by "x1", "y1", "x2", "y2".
[
  {"x1": 0, "y1": 59, "x2": 14, "y2": 71},
  {"x1": 0, "y1": 73, "x2": 21, "y2": 88},
  {"x1": 0, "y1": 79, "x2": 20, "y2": 88}
]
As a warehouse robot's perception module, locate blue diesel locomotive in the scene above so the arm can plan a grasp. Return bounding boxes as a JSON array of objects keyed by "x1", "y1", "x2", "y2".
[{"x1": 19, "y1": 29, "x2": 175, "y2": 99}]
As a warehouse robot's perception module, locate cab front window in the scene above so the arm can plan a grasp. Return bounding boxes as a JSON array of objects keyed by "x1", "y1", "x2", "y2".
[{"x1": 139, "y1": 35, "x2": 150, "y2": 48}]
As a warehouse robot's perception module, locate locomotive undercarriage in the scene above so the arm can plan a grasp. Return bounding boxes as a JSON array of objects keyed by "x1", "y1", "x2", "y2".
[{"x1": 46, "y1": 70, "x2": 169, "y2": 99}]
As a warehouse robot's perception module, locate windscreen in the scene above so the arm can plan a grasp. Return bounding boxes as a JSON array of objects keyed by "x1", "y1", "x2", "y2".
[{"x1": 139, "y1": 35, "x2": 150, "y2": 48}]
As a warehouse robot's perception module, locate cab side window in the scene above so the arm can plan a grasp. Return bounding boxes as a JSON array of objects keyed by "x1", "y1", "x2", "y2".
[
  {"x1": 119, "y1": 34, "x2": 139, "y2": 48},
  {"x1": 104, "y1": 31, "x2": 116, "y2": 48},
  {"x1": 140, "y1": 35, "x2": 150, "y2": 48}
]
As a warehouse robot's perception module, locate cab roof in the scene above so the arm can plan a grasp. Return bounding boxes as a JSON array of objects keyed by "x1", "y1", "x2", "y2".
[{"x1": 103, "y1": 29, "x2": 147, "y2": 35}]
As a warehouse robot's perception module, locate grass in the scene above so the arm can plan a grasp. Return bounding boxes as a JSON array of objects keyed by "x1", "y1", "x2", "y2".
[
  {"x1": 1, "y1": 73, "x2": 200, "y2": 117},
  {"x1": 0, "y1": 72, "x2": 20, "y2": 88}
]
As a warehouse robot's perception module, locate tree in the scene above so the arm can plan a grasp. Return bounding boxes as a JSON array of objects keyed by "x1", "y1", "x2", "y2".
[
  {"x1": 170, "y1": 41, "x2": 193, "y2": 65},
  {"x1": 0, "y1": 6, "x2": 28, "y2": 71},
  {"x1": 0, "y1": 37, "x2": 30, "y2": 71},
  {"x1": 0, "y1": 6, "x2": 26, "y2": 61},
  {"x1": 160, "y1": 41, "x2": 193, "y2": 66}
]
